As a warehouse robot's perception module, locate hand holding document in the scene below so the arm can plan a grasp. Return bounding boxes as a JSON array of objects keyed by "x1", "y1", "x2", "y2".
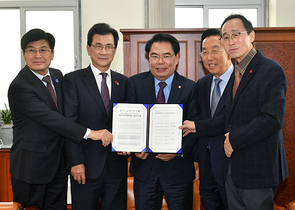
[{"x1": 112, "y1": 103, "x2": 183, "y2": 153}]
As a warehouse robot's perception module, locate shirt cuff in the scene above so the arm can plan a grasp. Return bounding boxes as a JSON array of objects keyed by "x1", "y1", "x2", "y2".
[{"x1": 83, "y1": 128, "x2": 91, "y2": 139}]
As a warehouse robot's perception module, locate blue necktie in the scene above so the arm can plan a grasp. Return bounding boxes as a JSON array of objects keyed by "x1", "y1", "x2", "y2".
[{"x1": 211, "y1": 78, "x2": 222, "y2": 117}]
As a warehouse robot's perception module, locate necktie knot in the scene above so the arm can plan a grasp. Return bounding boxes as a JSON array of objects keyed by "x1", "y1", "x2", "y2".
[
  {"x1": 100, "y1": 72, "x2": 107, "y2": 79},
  {"x1": 42, "y1": 75, "x2": 51, "y2": 84},
  {"x1": 157, "y1": 82, "x2": 167, "y2": 104}
]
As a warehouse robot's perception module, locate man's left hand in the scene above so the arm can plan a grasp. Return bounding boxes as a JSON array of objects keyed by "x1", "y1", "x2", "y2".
[{"x1": 224, "y1": 132, "x2": 234, "y2": 157}]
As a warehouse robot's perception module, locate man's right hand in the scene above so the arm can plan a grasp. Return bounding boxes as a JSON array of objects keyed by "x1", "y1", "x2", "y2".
[
  {"x1": 71, "y1": 164, "x2": 86, "y2": 185},
  {"x1": 88, "y1": 129, "x2": 113, "y2": 147},
  {"x1": 135, "y1": 151, "x2": 149, "y2": 160}
]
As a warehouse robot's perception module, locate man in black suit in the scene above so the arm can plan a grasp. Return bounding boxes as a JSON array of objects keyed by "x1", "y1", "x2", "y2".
[
  {"x1": 62, "y1": 23, "x2": 128, "y2": 210},
  {"x1": 127, "y1": 33, "x2": 198, "y2": 210},
  {"x1": 181, "y1": 14, "x2": 288, "y2": 210},
  {"x1": 193, "y1": 28, "x2": 233, "y2": 210},
  {"x1": 8, "y1": 29, "x2": 112, "y2": 210}
]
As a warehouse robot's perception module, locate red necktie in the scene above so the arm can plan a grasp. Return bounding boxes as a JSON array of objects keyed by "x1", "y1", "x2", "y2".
[
  {"x1": 100, "y1": 73, "x2": 110, "y2": 114},
  {"x1": 233, "y1": 68, "x2": 241, "y2": 99},
  {"x1": 42, "y1": 75, "x2": 58, "y2": 109},
  {"x1": 157, "y1": 82, "x2": 167, "y2": 104}
]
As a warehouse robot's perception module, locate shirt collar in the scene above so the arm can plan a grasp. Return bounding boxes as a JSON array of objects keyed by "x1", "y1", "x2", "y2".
[
  {"x1": 212, "y1": 63, "x2": 234, "y2": 83},
  {"x1": 236, "y1": 47, "x2": 257, "y2": 76},
  {"x1": 154, "y1": 73, "x2": 175, "y2": 88},
  {"x1": 91, "y1": 63, "x2": 111, "y2": 77},
  {"x1": 29, "y1": 68, "x2": 50, "y2": 81}
]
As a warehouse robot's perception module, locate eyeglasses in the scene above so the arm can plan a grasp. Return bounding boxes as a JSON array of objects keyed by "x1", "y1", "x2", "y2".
[
  {"x1": 91, "y1": 44, "x2": 115, "y2": 52},
  {"x1": 200, "y1": 49, "x2": 225, "y2": 57},
  {"x1": 220, "y1": 31, "x2": 248, "y2": 43},
  {"x1": 25, "y1": 48, "x2": 52, "y2": 55},
  {"x1": 149, "y1": 54, "x2": 175, "y2": 62}
]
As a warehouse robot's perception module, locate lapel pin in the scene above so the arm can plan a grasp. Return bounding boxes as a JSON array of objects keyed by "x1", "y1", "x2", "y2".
[
  {"x1": 250, "y1": 70, "x2": 253, "y2": 73},
  {"x1": 178, "y1": 85, "x2": 181, "y2": 89},
  {"x1": 115, "y1": 81, "x2": 119, "y2": 85},
  {"x1": 55, "y1": 79, "x2": 59, "y2": 83}
]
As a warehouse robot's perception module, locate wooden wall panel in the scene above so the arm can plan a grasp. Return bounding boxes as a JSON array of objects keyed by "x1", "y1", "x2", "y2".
[{"x1": 121, "y1": 27, "x2": 295, "y2": 206}]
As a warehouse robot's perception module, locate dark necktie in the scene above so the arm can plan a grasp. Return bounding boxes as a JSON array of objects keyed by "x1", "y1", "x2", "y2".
[
  {"x1": 157, "y1": 82, "x2": 167, "y2": 104},
  {"x1": 42, "y1": 75, "x2": 58, "y2": 109},
  {"x1": 211, "y1": 78, "x2": 222, "y2": 117},
  {"x1": 233, "y1": 67, "x2": 241, "y2": 99},
  {"x1": 100, "y1": 73, "x2": 110, "y2": 114}
]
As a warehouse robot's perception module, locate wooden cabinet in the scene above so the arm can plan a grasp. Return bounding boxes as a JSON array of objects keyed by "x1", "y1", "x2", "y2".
[{"x1": 0, "y1": 149, "x2": 13, "y2": 201}]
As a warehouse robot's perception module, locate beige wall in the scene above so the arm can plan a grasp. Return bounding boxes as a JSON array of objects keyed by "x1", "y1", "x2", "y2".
[
  {"x1": 275, "y1": 0, "x2": 295, "y2": 27},
  {"x1": 81, "y1": 0, "x2": 145, "y2": 74}
]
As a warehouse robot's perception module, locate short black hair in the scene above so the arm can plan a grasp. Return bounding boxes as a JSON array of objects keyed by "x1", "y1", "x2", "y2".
[
  {"x1": 87, "y1": 23, "x2": 119, "y2": 48},
  {"x1": 200, "y1": 28, "x2": 220, "y2": 50},
  {"x1": 220, "y1": 14, "x2": 254, "y2": 35},
  {"x1": 145, "y1": 33, "x2": 180, "y2": 55},
  {"x1": 21, "y1": 28, "x2": 55, "y2": 53}
]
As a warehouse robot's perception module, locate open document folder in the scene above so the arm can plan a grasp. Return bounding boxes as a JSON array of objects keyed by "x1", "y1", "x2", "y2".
[{"x1": 112, "y1": 103, "x2": 183, "y2": 153}]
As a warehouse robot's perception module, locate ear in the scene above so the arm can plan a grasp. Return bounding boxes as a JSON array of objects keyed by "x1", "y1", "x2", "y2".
[
  {"x1": 51, "y1": 49, "x2": 55, "y2": 60},
  {"x1": 175, "y1": 53, "x2": 180, "y2": 64},
  {"x1": 87, "y1": 44, "x2": 91, "y2": 55},
  {"x1": 249, "y1": 31, "x2": 255, "y2": 43}
]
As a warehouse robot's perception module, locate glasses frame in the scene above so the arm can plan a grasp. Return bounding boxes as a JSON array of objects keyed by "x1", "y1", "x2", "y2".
[
  {"x1": 91, "y1": 44, "x2": 115, "y2": 52},
  {"x1": 25, "y1": 48, "x2": 52, "y2": 55},
  {"x1": 199, "y1": 49, "x2": 225, "y2": 57},
  {"x1": 220, "y1": 31, "x2": 248, "y2": 43},
  {"x1": 149, "y1": 53, "x2": 175, "y2": 62}
]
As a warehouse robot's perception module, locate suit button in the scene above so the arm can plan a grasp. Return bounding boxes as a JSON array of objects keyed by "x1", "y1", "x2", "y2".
[{"x1": 228, "y1": 124, "x2": 232, "y2": 128}]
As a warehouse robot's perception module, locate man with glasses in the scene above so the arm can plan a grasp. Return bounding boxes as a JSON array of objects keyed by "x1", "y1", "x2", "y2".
[
  {"x1": 8, "y1": 28, "x2": 113, "y2": 209},
  {"x1": 62, "y1": 23, "x2": 128, "y2": 210},
  {"x1": 181, "y1": 14, "x2": 288, "y2": 210},
  {"x1": 193, "y1": 28, "x2": 233, "y2": 210},
  {"x1": 127, "y1": 33, "x2": 198, "y2": 210}
]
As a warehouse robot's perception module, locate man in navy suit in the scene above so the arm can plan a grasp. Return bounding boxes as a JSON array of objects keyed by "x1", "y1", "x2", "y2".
[
  {"x1": 62, "y1": 23, "x2": 128, "y2": 210},
  {"x1": 193, "y1": 28, "x2": 233, "y2": 210},
  {"x1": 181, "y1": 14, "x2": 288, "y2": 210},
  {"x1": 8, "y1": 29, "x2": 112, "y2": 210},
  {"x1": 127, "y1": 33, "x2": 198, "y2": 210}
]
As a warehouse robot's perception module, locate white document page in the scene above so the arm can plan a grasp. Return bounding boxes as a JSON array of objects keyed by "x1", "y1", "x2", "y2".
[
  {"x1": 112, "y1": 103, "x2": 147, "y2": 152},
  {"x1": 148, "y1": 104, "x2": 183, "y2": 153}
]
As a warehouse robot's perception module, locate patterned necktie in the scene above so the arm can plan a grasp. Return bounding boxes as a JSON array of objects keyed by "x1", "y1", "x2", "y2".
[
  {"x1": 157, "y1": 82, "x2": 167, "y2": 104},
  {"x1": 100, "y1": 73, "x2": 110, "y2": 114},
  {"x1": 211, "y1": 78, "x2": 222, "y2": 117},
  {"x1": 42, "y1": 75, "x2": 58, "y2": 109},
  {"x1": 233, "y1": 67, "x2": 241, "y2": 99}
]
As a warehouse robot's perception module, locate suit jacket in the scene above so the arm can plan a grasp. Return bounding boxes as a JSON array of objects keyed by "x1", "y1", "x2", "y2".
[
  {"x1": 127, "y1": 71, "x2": 198, "y2": 185},
  {"x1": 8, "y1": 66, "x2": 86, "y2": 184},
  {"x1": 62, "y1": 65, "x2": 128, "y2": 179},
  {"x1": 196, "y1": 50, "x2": 288, "y2": 188},
  {"x1": 193, "y1": 72, "x2": 232, "y2": 186}
]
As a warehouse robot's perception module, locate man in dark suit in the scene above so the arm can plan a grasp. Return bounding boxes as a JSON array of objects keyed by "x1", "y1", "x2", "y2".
[
  {"x1": 62, "y1": 23, "x2": 128, "y2": 210},
  {"x1": 181, "y1": 14, "x2": 288, "y2": 210},
  {"x1": 8, "y1": 29, "x2": 112, "y2": 210},
  {"x1": 127, "y1": 33, "x2": 198, "y2": 210},
  {"x1": 194, "y1": 29, "x2": 233, "y2": 210}
]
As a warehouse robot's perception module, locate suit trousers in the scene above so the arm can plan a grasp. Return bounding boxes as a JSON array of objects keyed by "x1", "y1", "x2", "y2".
[
  {"x1": 200, "y1": 149, "x2": 228, "y2": 210},
  {"x1": 225, "y1": 165, "x2": 277, "y2": 210},
  {"x1": 133, "y1": 158, "x2": 193, "y2": 210},
  {"x1": 70, "y1": 162, "x2": 127, "y2": 210},
  {"x1": 11, "y1": 154, "x2": 67, "y2": 210}
]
